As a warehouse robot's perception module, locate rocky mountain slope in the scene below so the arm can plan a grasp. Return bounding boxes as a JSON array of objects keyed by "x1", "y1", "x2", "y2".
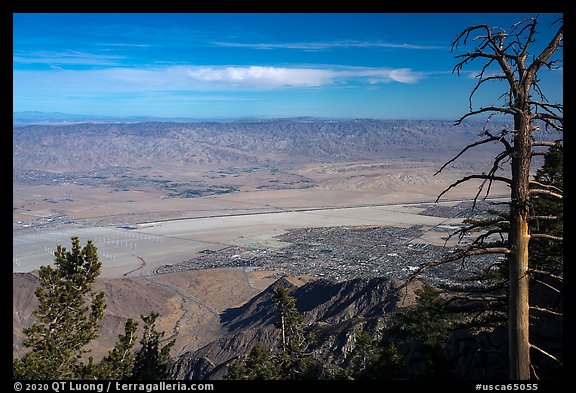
[
  {"x1": 13, "y1": 119, "x2": 510, "y2": 172},
  {"x1": 12, "y1": 268, "x2": 288, "y2": 361},
  {"x1": 14, "y1": 267, "x2": 562, "y2": 380},
  {"x1": 169, "y1": 276, "x2": 420, "y2": 380},
  {"x1": 13, "y1": 268, "x2": 421, "y2": 379}
]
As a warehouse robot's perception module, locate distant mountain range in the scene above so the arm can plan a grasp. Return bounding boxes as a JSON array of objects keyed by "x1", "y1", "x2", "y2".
[
  {"x1": 13, "y1": 111, "x2": 274, "y2": 126},
  {"x1": 15, "y1": 111, "x2": 456, "y2": 126},
  {"x1": 14, "y1": 118, "x2": 541, "y2": 172}
]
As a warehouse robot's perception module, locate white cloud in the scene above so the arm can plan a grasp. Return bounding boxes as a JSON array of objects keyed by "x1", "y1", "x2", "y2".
[
  {"x1": 96, "y1": 43, "x2": 152, "y2": 48},
  {"x1": 213, "y1": 40, "x2": 443, "y2": 51},
  {"x1": 181, "y1": 66, "x2": 423, "y2": 88},
  {"x1": 13, "y1": 50, "x2": 124, "y2": 66},
  {"x1": 337, "y1": 67, "x2": 423, "y2": 84},
  {"x1": 13, "y1": 65, "x2": 423, "y2": 96},
  {"x1": 185, "y1": 66, "x2": 335, "y2": 88}
]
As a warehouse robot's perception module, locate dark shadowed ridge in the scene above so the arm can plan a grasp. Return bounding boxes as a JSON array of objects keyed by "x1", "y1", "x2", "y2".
[
  {"x1": 219, "y1": 277, "x2": 297, "y2": 331},
  {"x1": 171, "y1": 275, "x2": 420, "y2": 380}
]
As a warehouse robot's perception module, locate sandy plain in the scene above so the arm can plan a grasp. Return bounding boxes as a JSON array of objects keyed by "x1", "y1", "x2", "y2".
[{"x1": 13, "y1": 160, "x2": 509, "y2": 279}]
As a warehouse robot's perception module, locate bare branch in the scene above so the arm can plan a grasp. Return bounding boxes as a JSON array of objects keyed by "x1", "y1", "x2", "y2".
[
  {"x1": 529, "y1": 189, "x2": 563, "y2": 199},
  {"x1": 528, "y1": 215, "x2": 559, "y2": 221},
  {"x1": 526, "y1": 24, "x2": 563, "y2": 81},
  {"x1": 444, "y1": 218, "x2": 508, "y2": 246},
  {"x1": 472, "y1": 177, "x2": 492, "y2": 209},
  {"x1": 532, "y1": 116, "x2": 564, "y2": 133},
  {"x1": 529, "y1": 277, "x2": 561, "y2": 294},
  {"x1": 434, "y1": 133, "x2": 510, "y2": 176},
  {"x1": 530, "y1": 343, "x2": 563, "y2": 365},
  {"x1": 529, "y1": 100, "x2": 563, "y2": 112},
  {"x1": 530, "y1": 306, "x2": 562, "y2": 317},
  {"x1": 461, "y1": 218, "x2": 509, "y2": 233},
  {"x1": 532, "y1": 78, "x2": 551, "y2": 104},
  {"x1": 540, "y1": 58, "x2": 562, "y2": 71},
  {"x1": 453, "y1": 52, "x2": 499, "y2": 76},
  {"x1": 532, "y1": 112, "x2": 563, "y2": 122},
  {"x1": 528, "y1": 269, "x2": 563, "y2": 282},
  {"x1": 531, "y1": 364, "x2": 540, "y2": 381},
  {"x1": 468, "y1": 60, "x2": 504, "y2": 110},
  {"x1": 529, "y1": 180, "x2": 563, "y2": 194},
  {"x1": 481, "y1": 148, "x2": 513, "y2": 202},
  {"x1": 455, "y1": 107, "x2": 516, "y2": 125},
  {"x1": 451, "y1": 25, "x2": 492, "y2": 51},
  {"x1": 473, "y1": 229, "x2": 508, "y2": 246},
  {"x1": 456, "y1": 229, "x2": 507, "y2": 249},
  {"x1": 535, "y1": 116, "x2": 563, "y2": 132},
  {"x1": 445, "y1": 294, "x2": 505, "y2": 304},
  {"x1": 531, "y1": 141, "x2": 562, "y2": 148},
  {"x1": 412, "y1": 246, "x2": 511, "y2": 277},
  {"x1": 516, "y1": 18, "x2": 537, "y2": 60},
  {"x1": 530, "y1": 234, "x2": 563, "y2": 242},
  {"x1": 532, "y1": 103, "x2": 563, "y2": 126},
  {"x1": 485, "y1": 130, "x2": 514, "y2": 152},
  {"x1": 436, "y1": 174, "x2": 511, "y2": 202},
  {"x1": 511, "y1": 17, "x2": 536, "y2": 31}
]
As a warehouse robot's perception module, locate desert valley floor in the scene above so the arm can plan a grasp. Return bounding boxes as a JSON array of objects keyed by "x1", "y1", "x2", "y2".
[
  {"x1": 13, "y1": 161, "x2": 509, "y2": 279},
  {"x1": 13, "y1": 160, "x2": 510, "y2": 359}
]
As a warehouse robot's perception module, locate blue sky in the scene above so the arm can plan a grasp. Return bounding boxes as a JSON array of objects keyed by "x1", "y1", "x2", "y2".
[{"x1": 13, "y1": 13, "x2": 563, "y2": 119}]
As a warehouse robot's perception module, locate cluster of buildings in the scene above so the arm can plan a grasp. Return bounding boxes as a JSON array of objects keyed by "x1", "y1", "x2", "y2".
[{"x1": 155, "y1": 224, "x2": 498, "y2": 287}]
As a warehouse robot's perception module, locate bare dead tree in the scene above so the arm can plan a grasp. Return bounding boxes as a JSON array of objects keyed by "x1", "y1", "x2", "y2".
[{"x1": 430, "y1": 16, "x2": 563, "y2": 380}]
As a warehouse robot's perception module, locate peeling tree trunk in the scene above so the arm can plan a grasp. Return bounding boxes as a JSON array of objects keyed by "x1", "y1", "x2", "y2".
[
  {"x1": 509, "y1": 214, "x2": 530, "y2": 379},
  {"x1": 509, "y1": 112, "x2": 532, "y2": 379}
]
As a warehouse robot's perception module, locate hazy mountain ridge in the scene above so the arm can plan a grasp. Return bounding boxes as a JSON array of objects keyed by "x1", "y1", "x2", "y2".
[{"x1": 13, "y1": 119, "x2": 514, "y2": 172}]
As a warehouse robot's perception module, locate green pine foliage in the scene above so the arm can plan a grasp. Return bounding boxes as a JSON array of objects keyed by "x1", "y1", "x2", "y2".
[
  {"x1": 130, "y1": 312, "x2": 175, "y2": 380},
  {"x1": 13, "y1": 237, "x2": 105, "y2": 380},
  {"x1": 92, "y1": 318, "x2": 139, "y2": 379},
  {"x1": 272, "y1": 286, "x2": 330, "y2": 379},
  {"x1": 370, "y1": 343, "x2": 406, "y2": 379},
  {"x1": 349, "y1": 331, "x2": 399, "y2": 379},
  {"x1": 13, "y1": 237, "x2": 173, "y2": 380},
  {"x1": 225, "y1": 343, "x2": 282, "y2": 380},
  {"x1": 386, "y1": 282, "x2": 458, "y2": 378},
  {"x1": 348, "y1": 283, "x2": 459, "y2": 380},
  {"x1": 273, "y1": 286, "x2": 308, "y2": 356},
  {"x1": 530, "y1": 143, "x2": 563, "y2": 271},
  {"x1": 391, "y1": 282, "x2": 459, "y2": 347},
  {"x1": 349, "y1": 331, "x2": 381, "y2": 375},
  {"x1": 225, "y1": 286, "x2": 345, "y2": 380}
]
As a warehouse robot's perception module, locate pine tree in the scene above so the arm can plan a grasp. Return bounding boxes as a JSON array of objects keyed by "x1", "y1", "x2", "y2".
[
  {"x1": 13, "y1": 237, "x2": 106, "y2": 379},
  {"x1": 272, "y1": 286, "x2": 321, "y2": 379},
  {"x1": 225, "y1": 343, "x2": 281, "y2": 380},
  {"x1": 530, "y1": 143, "x2": 563, "y2": 271},
  {"x1": 93, "y1": 318, "x2": 139, "y2": 379},
  {"x1": 130, "y1": 312, "x2": 175, "y2": 380},
  {"x1": 224, "y1": 285, "x2": 342, "y2": 380},
  {"x1": 370, "y1": 343, "x2": 406, "y2": 379},
  {"x1": 392, "y1": 282, "x2": 459, "y2": 347},
  {"x1": 273, "y1": 286, "x2": 307, "y2": 356},
  {"x1": 349, "y1": 331, "x2": 383, "y2": 378},
  {"x1": 389, "y1": 282, "x2": 458, "y2": 378},
  {"x1": 13, "y1": 237, "x2": 175, "y2": 380}
]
